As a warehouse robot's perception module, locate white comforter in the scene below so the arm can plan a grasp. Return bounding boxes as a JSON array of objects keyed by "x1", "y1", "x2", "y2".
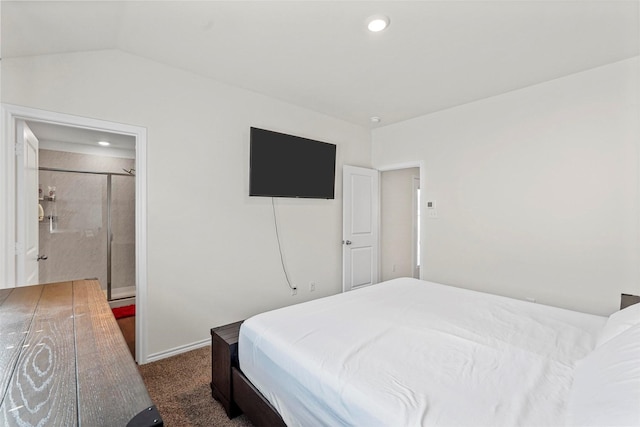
[{"x1": 239, "y1": 278, "x2": 606, "y2": 427}]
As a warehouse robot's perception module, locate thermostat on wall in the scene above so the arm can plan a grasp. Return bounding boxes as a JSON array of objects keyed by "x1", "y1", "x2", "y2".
[{"x1": 426, "y1": 200, "x2": 438, "y2": 218}]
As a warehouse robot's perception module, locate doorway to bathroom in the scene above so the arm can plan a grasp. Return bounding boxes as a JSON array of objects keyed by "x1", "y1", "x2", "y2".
[
  {"x1": 2, "y1": 103, "x2": 149, "y2": 362},
  {"x1": 34, "y1": 122, "x2": 137, "y2": 356}
]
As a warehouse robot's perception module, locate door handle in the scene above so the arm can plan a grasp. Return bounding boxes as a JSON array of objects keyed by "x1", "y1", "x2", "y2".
[
  {"x1": 343, "y1": 240, "x2": 352, "y2": 245},
  {"x1": 37, "y1": 255, "x2": 48, "y2": 261}
]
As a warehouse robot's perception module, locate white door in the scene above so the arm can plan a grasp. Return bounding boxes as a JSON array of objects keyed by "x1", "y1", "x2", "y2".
[
  {"x1": 16, "y1": 120, "x2": 39, "y2": 286},
  {"x1": 342, "y1": 165, "x2": 379, "y2": 292}
]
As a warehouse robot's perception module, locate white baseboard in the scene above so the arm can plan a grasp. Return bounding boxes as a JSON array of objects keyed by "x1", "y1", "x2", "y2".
[
  {"x1": 111, "y1": 286, "x2": 136, "y2": 299},
  {"x1": 108, "y1": 297, "x2": 135, "y2": 309},
  {"x1": 144, "y1": 338, "x2": 210, "y2": 364}
]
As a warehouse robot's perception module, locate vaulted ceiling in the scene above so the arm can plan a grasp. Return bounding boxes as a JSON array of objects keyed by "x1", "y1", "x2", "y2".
[{"x1": 2, "y1": 1, "x2": 638, "y2": 127}]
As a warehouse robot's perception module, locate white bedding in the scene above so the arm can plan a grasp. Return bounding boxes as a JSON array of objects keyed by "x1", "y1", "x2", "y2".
[{"x1": 239, "y1": 278, "x2": 606, "y2": 427}]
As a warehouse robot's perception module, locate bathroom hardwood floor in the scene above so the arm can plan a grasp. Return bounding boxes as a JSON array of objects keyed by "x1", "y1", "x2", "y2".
[{"x1": 116, "y1": 316, "x2": 135, "y2": 358}]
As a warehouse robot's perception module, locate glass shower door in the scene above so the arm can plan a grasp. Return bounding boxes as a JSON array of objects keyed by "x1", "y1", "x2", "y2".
[
  {"x1": 109, "y1": 174, "x2": 136, "y2": 300},
  {"x1": 38, "y1": 170, "x2": 108, "y2": 288}
]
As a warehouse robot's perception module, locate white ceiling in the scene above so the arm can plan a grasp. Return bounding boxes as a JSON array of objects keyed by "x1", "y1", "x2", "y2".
[
  {"x1": 26, "y1": 120, "x2": 135, "y2": 150},
  {"x1": 3, "y1": 1, "x2": 639, "y2": 128}
]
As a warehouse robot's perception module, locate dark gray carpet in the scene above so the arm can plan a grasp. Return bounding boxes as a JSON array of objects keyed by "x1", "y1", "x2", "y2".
[{"x1": 138, "y1": 346, "x2": 253, "y2": 427}]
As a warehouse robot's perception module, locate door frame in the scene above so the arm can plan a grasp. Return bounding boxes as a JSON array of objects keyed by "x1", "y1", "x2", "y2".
[
  {"x1": 1, "y1": 103, "x2": 149, "y2": 363},
  {"x1": 377, "y1": 161, "x2": 424, "y2": 280},
  {"x1": 412, "y1": 175, "x2": 421, "y2": 279}
]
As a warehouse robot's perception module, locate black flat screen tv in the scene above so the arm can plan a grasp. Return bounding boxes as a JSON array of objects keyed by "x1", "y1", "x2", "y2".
[{"x1": 250, "y1": 127, "x2": 336, "y2": 199}]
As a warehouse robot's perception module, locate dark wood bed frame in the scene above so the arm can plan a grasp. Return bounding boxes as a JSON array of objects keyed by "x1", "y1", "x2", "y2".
[
  {"x1": 210, "y1": 321, "x2": 286, "y2": 427},
  {"x1": 210, "y1": 294, "x2": 640, "y2": 426}
]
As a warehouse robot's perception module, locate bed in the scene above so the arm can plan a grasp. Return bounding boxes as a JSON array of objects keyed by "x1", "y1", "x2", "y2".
[{"x1": 212, "y1": 277, "x2": 640, "y2": 426}]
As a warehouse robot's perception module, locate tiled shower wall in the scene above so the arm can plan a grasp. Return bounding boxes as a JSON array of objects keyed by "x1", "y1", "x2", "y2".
[{"x1": 38, "y1": 149, "x2": 135, "y2": 297}]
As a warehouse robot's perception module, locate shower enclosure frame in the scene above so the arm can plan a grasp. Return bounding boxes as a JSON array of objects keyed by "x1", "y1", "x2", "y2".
[{"x1": 39, "y1": 166, "x2": 135, "y2": 301}]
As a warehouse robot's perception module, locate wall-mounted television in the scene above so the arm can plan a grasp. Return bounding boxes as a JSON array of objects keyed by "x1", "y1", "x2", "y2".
[{"x1": 249, "y1": 127, "x2": 337, "y2": 199}]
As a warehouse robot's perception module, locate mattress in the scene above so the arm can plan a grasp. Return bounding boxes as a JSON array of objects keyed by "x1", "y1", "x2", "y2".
[{"x1": 238, "y1": 278, "x2": 606, "y2": 427}]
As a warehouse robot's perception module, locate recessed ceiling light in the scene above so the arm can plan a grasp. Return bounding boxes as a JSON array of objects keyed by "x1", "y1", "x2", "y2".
[
  {"x1": 98, "y1": 141, "x2": 110, "y2": 146},
  {"x1": 367, "y1": 15, "x2": 390, "y2": 32},
  {"x1": 370, "y1": 116, "x2": 381, "y2": 123}
]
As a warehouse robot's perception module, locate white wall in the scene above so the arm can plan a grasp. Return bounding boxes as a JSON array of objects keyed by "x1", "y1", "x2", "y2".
[
  {"x1": 373, "y1": 57, "x2": 640, "y2": 316},
  {"x1": 2, "y1": 50, "x2": 371, "y2": 358}
]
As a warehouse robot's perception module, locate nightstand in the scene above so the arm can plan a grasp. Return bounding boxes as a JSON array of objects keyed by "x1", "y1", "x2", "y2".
[{"x1": 210, "y1": 321, "x2": 243, "y2": 418}]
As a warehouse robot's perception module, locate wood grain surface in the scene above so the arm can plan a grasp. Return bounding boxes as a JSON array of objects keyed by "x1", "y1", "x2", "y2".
[
  {"x1": 0, "y1": 284, "x2": 45, "y2": 423},
  {"x1": 0, "y1": 280, "x2": 156, "y2": 426},
  {"x1": 0, "y1": 288, "x2": 13, "y2": 306},
  {"x1": 74, "y1": 279, "x2": 153, "y2": 426},
  {"x1": 1, "y1": 282, "x2": 78, "y2": 426}
]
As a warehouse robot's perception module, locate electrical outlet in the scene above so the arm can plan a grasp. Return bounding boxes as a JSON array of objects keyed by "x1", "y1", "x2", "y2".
[
  {"x1": 309, "y1": 282, "x2": 316, "y2": 292},
  {"x1": 291, "y1": 287, "x2": 297, "y2": 296}
]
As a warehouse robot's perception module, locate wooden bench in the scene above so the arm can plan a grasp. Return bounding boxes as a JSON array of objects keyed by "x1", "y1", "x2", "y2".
[{"x1": 0, "y1": 279, "x2": 162, "y2": 426}]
